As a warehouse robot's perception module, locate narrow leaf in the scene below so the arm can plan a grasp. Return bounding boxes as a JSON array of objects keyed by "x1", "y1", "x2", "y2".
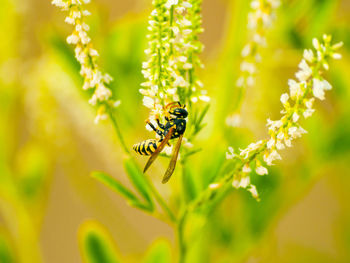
[
  {"x1": 197, "y1": 104, "x2": 210, "y2": 126},
  {"x1": 92, "y1": 171, "x2": 154, "y2": 212},
  {"x1": 78, "y1": 221, "x2": 121, "y2": 263},
  {"x1": 0, "y1": 236, "x2": 14, "y2": 263},
  {"x1": 123, "y1": 158, "x2": 154, "y2": 209},
  {"x1": 91, "y1": 171, "x2": 139, "y2": 203},
  {"x1": 182, "y1": 164, "x2": 197, "y2": 203}
]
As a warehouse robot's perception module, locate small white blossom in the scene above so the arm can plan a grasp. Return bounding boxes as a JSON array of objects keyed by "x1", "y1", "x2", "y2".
[
  {"x1": 295, "y1": 59, "x2": 312, "y2": 81},
  {"x1": 209, "y1": 183, "x2": 221, "y2": 189},
  {"x1": 113, "y1": 100, "x2": 121, "y2": 108},
  {"x1": 277, "y1": 132, "x2": 284, "y2": 140},
  {"x1": 226, "y1": 113, "x2": 241, "y2": 127},
  {"x1": 332, "y1": 53, "x2": 342, "y2": 59},
  {"x1": 71, "y1": 11, "x2": 81, "y2": 19},
  {"x1": 199, "y1": 95, "x2": 210, "y2": 102},
  {"x1": 52, "y1": 0, "x2": 68, "y2": 9},
  {"x1": 232, "y1": 175, "x2": 250, "y2": 189},
  {"x1": 313, "y1": 78, "x2": 332, "y2": 100},
  {"x1": 284, "y1": 138, "x2": 292, "y2": 147},
  {"x1": 241, "y1": 44, "x2": 251, "y2": 57},
  {"x1": 246, "y1": 76, "x2": 255, "y2": 86},
  {"x1": 240, "y1": 61, "x2": 256, "y2": 74},
  {"x1": 256, "y1": 165, "x2": 268, "y2": 175},
  {"x1": 89, "y1": 48, "x2": 99, "y2": 57},
  {"x1": 303, "y1": 49, "x2": 314, "y2": 62},
  {"x1": 165, "y1": 0, "x2": 178, "y2": 9},
  {"x1": 242, "y1": 163, "x2": 251, "y2": 173},
  {"x1": 305, "y1": 98, "x2": 315, "y2": 109},
  {"x1": 288, "y1": 126, "x2": 307, "y2": 139},
  {"x1": 292, "y1": 112, "x2": 299, "y2": 122},
  {"x1": 248, "y1": 185, "x2": 259, "y2": 200},
  {"x1": 267, "y1": 119, "x2": 283, "y2": 132},
  {"x1": 182, "y1": 1, "x2": 192, "y2": 8},
  {"x1": 312, "y1": 38, "x2": 320, "y2": 50},
  {"x1": 191, "y1": 97, "x2": 198, "y2": 103},
  {"x1": 240, "y1": 140, "x2": 264, "y2": 159},
  {"x1": 288, "y1": 79, "x2": 302, "y2": 98},
  {"x1": 226, "y1": 146, "x2": 236, "y2": 160},
  {"x1": 67, "y1": 34, "x2": 79, "y2": 44},
  {"x1": 303, "y1": 108, "x2": 315, "y2": 118},
  {"x1": 94, "y1": 113, "x2": 108, "y2": 124},
  {"x1": 236, "y1": 76, "x2": 245, "y2": 87},
  {"x1": 143, "y1": 96, "x2": 154, "y2": 108},
  {"x1": 280, "y1": 93, "x2": 289, "y2": 105},
  {"x1": 82, "y1": 10, "x2": 91, "y2": 16},
  {"x1": 267, "y1": 138, "x2": 275, "y2": 149},
  {"x1": 332, "y1": 41, "x2": 343, "y2": 50},
  {"x1": 276, "y1": 140, "x2": 285, "y2": 150},
  {"x1": 250, "y1": 0, "x2": 260, "y2": 9},
  {"x1": 264, "y1": 150, "x2": 282, "y2": 166},
  {"x1": 65, "y1": 16, "x2": 75, "y2": 25},
  {"x1": 253, "y1": 33, "x2": 267, "y2": 46}
]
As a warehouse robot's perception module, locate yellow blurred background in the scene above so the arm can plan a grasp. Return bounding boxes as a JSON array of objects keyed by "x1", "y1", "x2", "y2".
[{"x1": 0, "y1": 0, "x2": 350, "y2": 262}]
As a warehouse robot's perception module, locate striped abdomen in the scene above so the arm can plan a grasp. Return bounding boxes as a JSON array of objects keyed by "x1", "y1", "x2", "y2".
[{"x1": 133, "y1": 139, "x2": 160, "y2": 155}]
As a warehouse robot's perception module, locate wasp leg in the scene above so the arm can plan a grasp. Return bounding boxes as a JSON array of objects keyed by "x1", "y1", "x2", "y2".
[
  {"x1": 156, "y1": 118, "x2": 166, "y2": 130},
  {"x1": 146, "y1": 120, "x2": 164, "y2": 137}
]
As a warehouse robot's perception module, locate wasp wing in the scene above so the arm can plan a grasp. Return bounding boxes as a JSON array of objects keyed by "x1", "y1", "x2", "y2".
[
  {"x1": 143, "y1": 127, "x2": 175, "y2": 173},
  {"x1": 162, "y1": 134, "x2": 183, "y2": 184}
]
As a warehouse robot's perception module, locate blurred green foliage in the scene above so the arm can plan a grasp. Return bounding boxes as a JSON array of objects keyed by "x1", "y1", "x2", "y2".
[{"x1": 79, "y1": 221, "x2": 122, "y2": 263}]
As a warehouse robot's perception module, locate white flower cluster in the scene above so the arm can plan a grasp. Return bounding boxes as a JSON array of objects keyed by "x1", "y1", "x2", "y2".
[
  {"x1": 226, "y1": 35, "x2": 342, "y2": 200},
  {"x1": 227, "y1": 0, "x2": 280, "y2": 127},
  {"x1": 52, "y1": 0, "x2": 119, "y2": 124},
  {"x1": 237, "y1": 0, "x2": 280, "y2": 87},
  {"x1": 140, "y1": 0, "x2": 208, "y2": 123},
  {"x1": 265, "y1": 35, "x2": 342, "y2": 160},
  {"x1": 178, "y1": 0, "x2": 209, "y2": 104}
]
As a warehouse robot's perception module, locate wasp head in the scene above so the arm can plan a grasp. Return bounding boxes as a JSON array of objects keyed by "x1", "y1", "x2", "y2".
[{"x1": 167, "y1": 102, "x2": 188, "y2": 119}]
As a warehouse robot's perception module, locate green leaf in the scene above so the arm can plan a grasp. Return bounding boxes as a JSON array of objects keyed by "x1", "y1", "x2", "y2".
[
  {"x1": 91, "y1": 171, "x2": 153, "y2": 211},
  {"x1": 0, "y1": 236, "x2": 14, "y2": 263},
  {"x1": 123, "y1": 158, "x2": 154, "y2": 209},
  {"x1": 79, "y1": 221, "x2": 121, "y2": 263},
  {"x1": 143, "y1": 239, "x2": 172, "y2": 263},
  {"x1": 197, "y1": 104, "x2": 210, "y2": 126},
  {"x1": 182, "y1": 164, "x2": 197, "y2": 203},
  {"x1": 91, "y1": 171, "x2": 138, "y2": 202}
]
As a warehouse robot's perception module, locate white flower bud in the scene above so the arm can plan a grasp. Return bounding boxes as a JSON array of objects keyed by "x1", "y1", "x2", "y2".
[
  {"x1": 248, "y1": 185, "x2": 259, "y2": 200},
  {"x1": 280, "y1": 93, "x2": 289, "y2": 105},
  {"x1": 243, "y1": 164, "x2": 251, "y2": 173},
  {"x1": 292, "y1": 112, "x2": 299, "y2": 122},
  {"x1": 256, "y1": 165, "x2": 268, "y2": 175}
]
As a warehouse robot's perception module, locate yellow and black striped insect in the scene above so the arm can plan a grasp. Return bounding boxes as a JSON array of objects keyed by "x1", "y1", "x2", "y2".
[{"x1": 133, "y1": 101, "x2": 187, "y2": 183}]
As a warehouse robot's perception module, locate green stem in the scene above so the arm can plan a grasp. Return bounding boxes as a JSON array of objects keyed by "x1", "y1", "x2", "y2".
[
  {"x1": 144, "y1": 175, "x2": 177, "y2": 223},
  {"x1": 177, "y1": 210, "x2": 188, "y2": 263},
  {"x1": 106, "y1": 105, "x2": 130, "y2": 155}
]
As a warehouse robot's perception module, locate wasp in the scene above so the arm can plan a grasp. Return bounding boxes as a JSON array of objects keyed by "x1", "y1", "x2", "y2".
[{"x1": 133, "y1": 101, "x2": 187, "y2": 183}]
